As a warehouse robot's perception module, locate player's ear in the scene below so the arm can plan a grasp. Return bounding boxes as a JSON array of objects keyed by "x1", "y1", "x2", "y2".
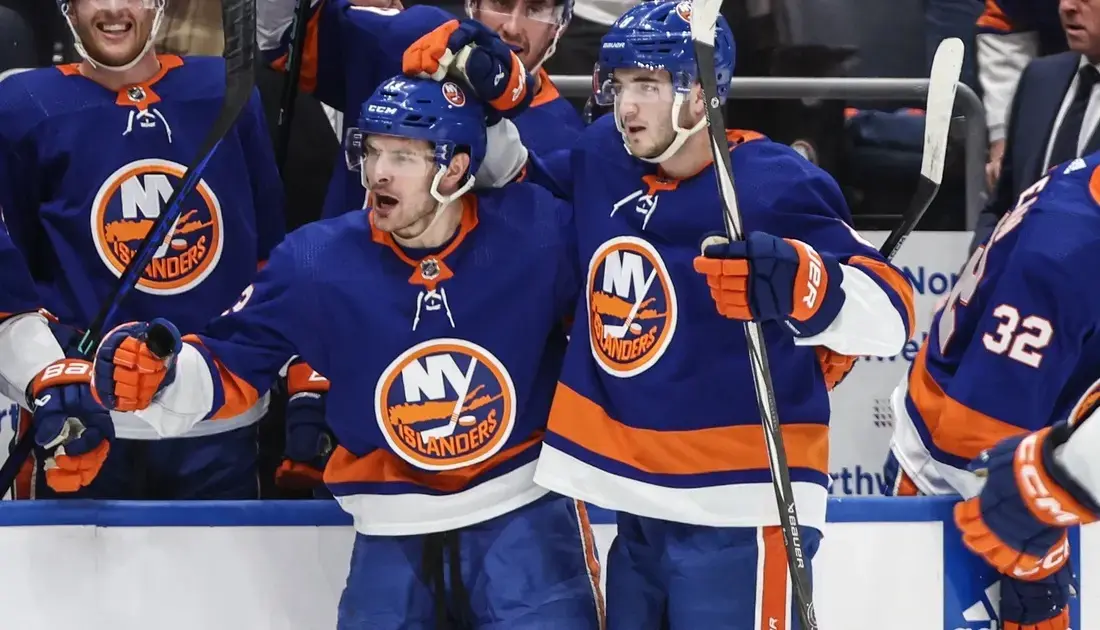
[
  {"x1": 689, "y1": 83, "x2": 706, "y2": 118},
  {"x1": 440, "y1": 151, "x2": 472, "y2": 193}
]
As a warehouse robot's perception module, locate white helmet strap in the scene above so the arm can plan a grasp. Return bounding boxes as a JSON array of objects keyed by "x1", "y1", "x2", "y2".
[{"x1": 616, "y1": 92, "x2": 707, "y2": 164}]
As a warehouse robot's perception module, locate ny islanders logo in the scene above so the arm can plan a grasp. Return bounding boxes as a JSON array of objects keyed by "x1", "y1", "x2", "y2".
[
  {"x1": 587, "y1": 236, "x2": 677, "y2": 378},
  {"x1": 375, "y1": 339, "x2": 516, "y2": 470},
  {"x1": 90, "y1": 158, "x2": 224, "y2": 295}
]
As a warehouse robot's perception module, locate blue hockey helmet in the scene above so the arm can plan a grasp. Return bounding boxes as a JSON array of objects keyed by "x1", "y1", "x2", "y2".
[
  {"x1": 345, "y1": 76, "x2": 488, "y2": 205},
  {"x1": 465, "y1": 0, "x2": 575, "y2": 73},
  {"x1": 593, "y1": 1, "x2": 735, "y2": 163}
]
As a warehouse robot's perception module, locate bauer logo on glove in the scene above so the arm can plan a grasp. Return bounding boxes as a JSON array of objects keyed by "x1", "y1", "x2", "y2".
[{"x1": 692, "y1": 231, "x2": 845, "y2": 336}]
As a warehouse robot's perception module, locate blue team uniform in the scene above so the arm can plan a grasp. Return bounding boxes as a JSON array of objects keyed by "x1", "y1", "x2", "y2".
[
  {"x1": 0, "y1": 55, "x2": 285, "y2": 499},
  {"x1": 890, "y1": 154, "x2": 1100, "y2": 499},
  {"x1": 119, "y1": 185, "x2": 602, "y2": 628},
  {"x1": 258, "y1": 0, "x2": 583, "y2": 218},
  {"x1": 530, "y1": 115, "x2": 914, "y2": 629}
]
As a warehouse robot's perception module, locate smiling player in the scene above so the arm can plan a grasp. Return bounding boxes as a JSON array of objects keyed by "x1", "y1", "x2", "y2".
[{"x1": 0, "y1": 0, "x2": 284, "y2": 499}]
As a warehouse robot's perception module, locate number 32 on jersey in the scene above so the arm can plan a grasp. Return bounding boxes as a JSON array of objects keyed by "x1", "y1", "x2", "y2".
[{"x1": 938, "y1": 175, "x2": 1054, "y2": 368}]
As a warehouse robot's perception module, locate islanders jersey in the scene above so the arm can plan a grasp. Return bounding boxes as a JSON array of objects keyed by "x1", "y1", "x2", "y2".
[
  {"x1": 532, "y1": 117, "x2": 915, "y2": 530},
  {"x1": 0, "y1": 55, "x2": 285, "y2": 438},
  {"x1": 137, "y1": 185, "x2": 578, "y2": 535},
  {"x1": 257, "y1": 0, "x2": 583, "y2": 218},
  {"x1": 891, "y1": 154, "x2": 1100, "y2": 498}
]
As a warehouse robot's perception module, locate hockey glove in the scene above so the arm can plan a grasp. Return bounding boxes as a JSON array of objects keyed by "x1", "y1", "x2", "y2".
[
  {"x1": 91, "y1": 319, "x2": 181, "y2": 412},
  {"x1": 402, "y1": 19, "x2": 534, "y2": 123},
  {"x1": 276, "y1": 361, "x2": 335, "y2": 492},
  {"x1": 814, "y1": 347, "x2": 857, "y2": 391},
  {"x1": 28, "y1": 358, "x2": 114, "y2": 492},
  {"x1": 693, "y1": 232, "x2": 845, "y2": 336},
  {"x1": 954, "y1": 428, "x2": 1094, "y2": 629}
]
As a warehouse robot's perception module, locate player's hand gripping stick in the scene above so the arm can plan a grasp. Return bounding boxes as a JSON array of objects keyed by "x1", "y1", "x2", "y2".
[{"x1": 91, "y1": 319, "x2": 182, "y2": 413}]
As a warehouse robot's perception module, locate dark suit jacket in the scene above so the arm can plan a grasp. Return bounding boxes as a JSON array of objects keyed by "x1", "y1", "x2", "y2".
[{"x1": 971, "y1": 52, "x2": 1100, "y2": 250}]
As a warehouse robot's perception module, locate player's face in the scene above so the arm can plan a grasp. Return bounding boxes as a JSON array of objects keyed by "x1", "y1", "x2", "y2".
[
  {"x1": 1060, "y1": 0, "x2": 1100, "y2": 57},
  {"x1": 472, "y1": 0, "x2": 561, "y2": 71},
  {"x1": 363, "y1": 135, "x2": 440, "y2": 236},
  {"x1": 613, "y1": 68, "x2": 703, "y2": 159},
  {"x1": 69, "y1": 0, "x2": 159, "y2": 68}
]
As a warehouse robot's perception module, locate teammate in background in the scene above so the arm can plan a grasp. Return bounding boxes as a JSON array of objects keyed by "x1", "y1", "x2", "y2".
[
  {"x1": 0, "y1": 222, "x2": 112, "y2": 498},
  {"x1": 884, "y1": 154, "x2": 1100, "y2": 629},
  {"x1": 257, "y1": 0, "x2": 578, "y2": 220},
  {"x1": 462, "y1": 0, "x2": 585, "y2": 154},
  {"x1": 954, "y1": 377, "x2": 1099, "y2": 630},
  {"x1": 0, "y1": 0, "x2": 284, "y2": 499},
  {"x1": 88, "y1": 76, "x2": 602, "y2": 630},
  {"x1": 407, "y1": 2, "x2": 914, "y2": 626}
]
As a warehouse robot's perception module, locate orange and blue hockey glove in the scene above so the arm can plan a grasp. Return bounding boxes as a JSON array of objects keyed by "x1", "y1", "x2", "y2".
[
  {"x1": 693, "y1": 232, "x2": 845, "y2": 336},
  {"x1": 28, "y1": 358, "x2": 114, "y2": 492},
  {"x1": 402, "y1": 19, "x2": 534, "y2": 123},
  {"x1": 954, "y1": 425, "x2": 1094, "y2": 630},
  {"x1": 91, "y1": 319, "x2": 181, "y2": 413},
  {"x1": 814, "y1": 347, "x2": 857, "y2": 391},
  {"x1": 276, "y1": 360, "x2": 334, "y2": 493}
]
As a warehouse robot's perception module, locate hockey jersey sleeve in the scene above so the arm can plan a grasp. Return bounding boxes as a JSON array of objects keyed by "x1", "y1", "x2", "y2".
[
  {"x1": 923, "y1": 211, "x2": 1100, "y2": 463},
  {"x1": 976, "y1": 0, "x2": 1040, "y2": 142},
  {"x1": 132, "y1": 236, "x2": 313, "y2": 435},
  {"x1": 258, "y1": 0, "x2": 451, "y2": 110},
  {"x1": 0, "y1": 218, "x2": 64, "y2": 407},
  {"x1": 734, "y1": 138, "x2": 915, "y2": 357},
  {"x1": 238, "y1": 88, "x2": 286, "y2": 263}
]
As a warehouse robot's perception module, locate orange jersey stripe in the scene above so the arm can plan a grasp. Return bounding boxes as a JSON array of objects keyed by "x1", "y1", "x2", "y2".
[
  {"x1": 550, "y1": 383, "x2": 829, "y2": 476},
  {"x1": 908, "y1": 344, "x2": 1026, "y2": 461},
  {"x1": 324, "y1": 430, "x2": 543, "y2": 490},
  {"x1": 182, "y1": 334, "x2": 262, "y2": 420},
  {"x1": 270, "y1": 2, "x2": 323, "y2": 93},
  {"x1": 977, "y1": 0, "x2": 1012, "y2": 31},
  {"x1": 530, "y1": 69, "x2": 561, "y2": 108}
]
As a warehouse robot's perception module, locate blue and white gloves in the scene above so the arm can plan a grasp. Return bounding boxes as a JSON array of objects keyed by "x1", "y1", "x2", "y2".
[
  {"x1": 402, "y1": 18, "x2": 534, "y2": 124},
  {"x1": 954, "y1": 422, "x2": 1096, "y2": 630}
]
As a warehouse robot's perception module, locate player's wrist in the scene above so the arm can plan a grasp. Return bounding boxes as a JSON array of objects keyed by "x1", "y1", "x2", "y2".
[{"x1": 1047, "y1": 420, "x2": 1100, "y2": 523}]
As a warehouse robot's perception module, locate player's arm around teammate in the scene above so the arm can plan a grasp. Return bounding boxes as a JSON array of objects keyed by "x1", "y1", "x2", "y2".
[{"x1": 90, "y1": 75, "x2": 602, "y2": 630}]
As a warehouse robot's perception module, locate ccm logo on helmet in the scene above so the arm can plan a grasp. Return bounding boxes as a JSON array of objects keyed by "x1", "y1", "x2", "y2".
[{"x1": 367, "y1": 104, "x2": 398, "y2": 115}]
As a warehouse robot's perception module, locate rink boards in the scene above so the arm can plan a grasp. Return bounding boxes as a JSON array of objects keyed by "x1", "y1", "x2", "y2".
[{"x1": 0, "y1": 496, "x2": 1090, "y2": 630}]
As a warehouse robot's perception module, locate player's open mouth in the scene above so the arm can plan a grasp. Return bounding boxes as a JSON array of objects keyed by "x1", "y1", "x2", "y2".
[
  {"x1": 627, "y1": 125, "x2": 646, "y2": 135},
  {"x1": 375, "y1": 193, "x2": 400, "y2": 213}
]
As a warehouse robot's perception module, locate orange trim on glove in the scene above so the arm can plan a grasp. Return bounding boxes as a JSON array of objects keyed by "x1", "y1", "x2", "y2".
[
  {"x1": 288, "y1": 362, "x2": 330, "y2": 395},
  {"x1": 955, "y1": 498, "x2": 1070, "y2": 581},
  {"x1": 402, "y1": 19, "x2": 460, "y2": 78},
  {"x1": 788, "y1": 240, "x2": 828, "y2": 323},
  {"x1": 488, "y1": 52, "x2": 528, "y2": 111},
  {"x1": 45, "y1": 441, "x2": 110, "y2": 493},
  {"x1": 31, "y1": 359, "x2": 93, "y2": 397},
  {"x1": 1014, "y1": 428, "x2": 1097, "y2": 526}
]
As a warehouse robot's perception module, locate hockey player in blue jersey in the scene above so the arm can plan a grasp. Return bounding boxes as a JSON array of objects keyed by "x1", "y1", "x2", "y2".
[
  {"x1": 407, "y1": 2, "x2": 915, "y2": 627},
  {"x1": 257, "y1": 0, "x2": 581, "y2": 220},
  {"x1": 0, "y1": 220, "x2": 112, "y2": 497},
  {"x1": 0, "y1": 0, "x2": 285, "y2": 499},
  {"x1": 88, "y1": 76, "x2": 603, "y2": 630},
  {"x1": 883, "y1": 154, "x2": 1100, "y2": 629}
]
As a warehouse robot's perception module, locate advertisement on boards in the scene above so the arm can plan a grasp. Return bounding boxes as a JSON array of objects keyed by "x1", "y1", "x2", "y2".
[{"x1": 827, "y1": 231, "x2": 973, "y2": 497}]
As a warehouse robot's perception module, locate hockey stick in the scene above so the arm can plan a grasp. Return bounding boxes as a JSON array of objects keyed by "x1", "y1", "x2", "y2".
[
  {"x1": 878, "y1": 37, "x2": 964, "y2": 260},
  {"x1": 0, "y1": 0, "x2": 257, "y2": 495},
  {"x1": 275, "y1": 0, "x2": 312, "y2": 175},
  {"x1": 690, "y1": 1, "x2": 816, "y2": 628}
]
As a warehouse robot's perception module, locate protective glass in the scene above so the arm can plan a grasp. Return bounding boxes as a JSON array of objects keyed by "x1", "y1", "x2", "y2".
[
  {"x1": 471, "y1": 0, "x2": 565, "y2": 25},
  {"x1": 70, "y1": 0, "x2": 160, "y2": 9},
  {"x1": 344, "y1": 129, "x2": 436, "y2": 178},
  {"x1": 593, "y1": 65, "x2": 690, "y2": 107}
]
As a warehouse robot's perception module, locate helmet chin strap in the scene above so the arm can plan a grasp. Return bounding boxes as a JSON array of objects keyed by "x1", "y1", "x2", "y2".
[
  {"x1": 62, "y1": 1, "x2": 165, "y2": 73},
  {"x1": 363, "y1": 165, "x2": 475, "y2": 246},
  {"x1": 616, "y1": 92, "x2": 706, "y2": 164}
]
